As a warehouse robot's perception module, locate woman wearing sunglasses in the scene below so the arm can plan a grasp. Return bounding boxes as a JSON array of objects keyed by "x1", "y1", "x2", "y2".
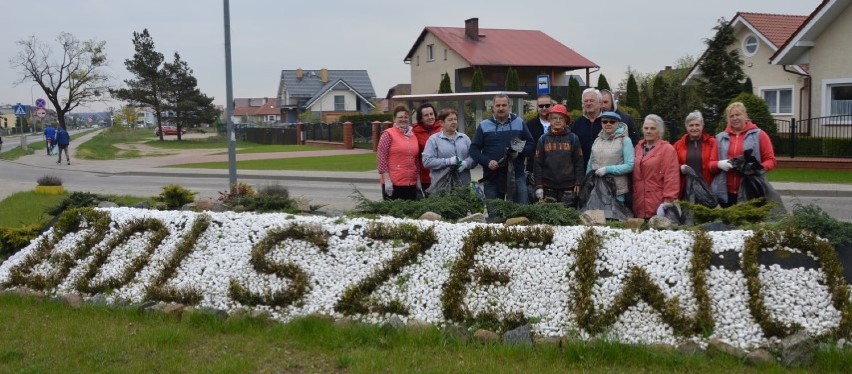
[{"x1": 586, "y1": 111, "x2": 635, "y2": 203}]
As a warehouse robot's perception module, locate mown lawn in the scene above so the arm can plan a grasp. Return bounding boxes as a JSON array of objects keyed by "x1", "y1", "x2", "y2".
[
  {"x1": 75, "y1": 129, "x2": 154, "y2": 160},
  {"x1": 768, "y1": 168, "x2": 852, "y2": 184},
  {"x1": 0, "y1": 191, "x2": 67, "y2": 228},
  {"x1": 144, "y1": 138, "x2": 332, "y2": 154},
  {"x1": 165, "y1": 152, "x2": 377, "y2": 172},
  {"x1": 0, "y1": 129, "x2": 98, "y2": 161},
  {"x1": 2, "y1": 294, "x2": 847, "y2": 373}
]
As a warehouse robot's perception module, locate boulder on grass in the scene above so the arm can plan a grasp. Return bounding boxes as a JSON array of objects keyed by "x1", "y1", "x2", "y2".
[
  {"x1": 579, "y1": 210, "x2": 606, "y2": 226},
  {"x1": 473, "y1": 329, "x2": 499, "y2": 344},
  {"x1": 746, "y1": 348, "x2": 776, "y2": 366},
  {"x1": 780, "y1": 331, "x2": 814, "y2": 367},
  {"x1": 504, "y1": 217, "x2": 530, "y2": 226},
  {"x1": 61, "y1": 294, "x2": 84, "y2": 310},
  {"x1": 503, "y1": 324, "x2": 532, "y2": 347},
  {"x1": 648, "y1": 216, "x2": 677, "y2": 230},
  {"x1": 418, "y1": 212, "x2": 442, "y2": 221}
]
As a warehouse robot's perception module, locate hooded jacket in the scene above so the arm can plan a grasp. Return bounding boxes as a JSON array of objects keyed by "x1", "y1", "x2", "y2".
[
  {"x1": 469, "y1": 113, "x2": 534, "y2": 180},
  {"x1": 534, "y1": 127, "x2": 584, "y2": 189},
  {"x1": 632, "y1": 139, "x2": 680, "y2": 219}
]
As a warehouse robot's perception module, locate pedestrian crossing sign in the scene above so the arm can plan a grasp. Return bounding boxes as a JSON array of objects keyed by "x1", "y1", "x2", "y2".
[{"x1": 13, "y1": 104, "x2": 28, "y2": 116}]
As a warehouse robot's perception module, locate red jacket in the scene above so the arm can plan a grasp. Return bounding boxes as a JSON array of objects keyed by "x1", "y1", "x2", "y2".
[
  {"x1": 673, "y1": 132, "x2": 718, "y2": 194},
  {"x1": 412, "y1": 121, "x2": 442, "y2": 184},
  {"x1": 633, "y1": 140, "x2": 680, "y2": 219},
  {"x1": 714, "y1": 121, "x2": 776, "y2": 194}
]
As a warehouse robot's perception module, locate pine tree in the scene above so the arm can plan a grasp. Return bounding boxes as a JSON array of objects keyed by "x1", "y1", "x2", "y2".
[
  {"x1": 164, "y1": 53, "x2": 219, "y2": 141},
  {"x1": 698, "y1": 18, "x2": 746, "y2": 125},
  {"x1": 111, "y1": 29, "x2": 170, "y2": 140},
  {"x1": 567, "y1": 76, "x2": 582, "y2": 111},
  {"x1": 742, "y1": 77, "x2": 753, "y2": 94},
  {"x1": 471, "y1": 67, "x2": 485, "y2": 92},
  {"x1": 597, "y1": 74, "x2": 611, "y2": 91},
  {"x1": 438, "y1": 72, "x2": 452, "y2": 93},
  {"x1": 625, "y1": 74, "x2": 641, "y2": 111},
  {"x1": 505, "y1": 67, "x2": 519, "y2": 91}
]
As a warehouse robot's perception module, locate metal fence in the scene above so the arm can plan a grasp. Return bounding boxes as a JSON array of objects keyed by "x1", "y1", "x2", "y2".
[
  {"x1": 352, "y1": 122, "x2": 373, "y2": 149},
  {"x1": 773, "y1": 114, "x2": 852, "y2": 158},
  {"x1": 240, "y1": 127, "x2": 298, "y2": 145},
  {"x1": 303, "y1": 123, "x2": 343, "y2": 143}
]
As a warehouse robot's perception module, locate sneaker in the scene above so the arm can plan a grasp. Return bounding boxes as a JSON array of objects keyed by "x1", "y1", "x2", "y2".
[
  {"x1": 56, "y1": 160, "x2": 60, "y2": 164},
  {"x1": 67, "y1": 161, "x2": 70, "y2": 165}
]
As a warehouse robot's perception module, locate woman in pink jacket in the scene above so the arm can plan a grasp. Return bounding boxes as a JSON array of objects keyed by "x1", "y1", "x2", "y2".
[
  {"x1": 376, "y1": 105, "x2": 420, "y2": 200},
  {"x1": 632, "y1": 114, "x2": 680, "y2": 219}
]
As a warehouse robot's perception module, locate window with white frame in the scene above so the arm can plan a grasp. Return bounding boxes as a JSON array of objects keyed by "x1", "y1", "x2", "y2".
[
  {"x1": 742, "y1": 34, "x2": 759, "y2": 57},
  {"x1": 760, "y1": 86, "x2": 793, "y2": 115},
  {"x1": 427, "y1": 44, "x2": 434, "y2": 61},
  {"x1": 334, "y1": 95, "x2": 345, "y2": 111},
  {"x1": 829, "y1": 84, "x2": 852, "y2": 116}
]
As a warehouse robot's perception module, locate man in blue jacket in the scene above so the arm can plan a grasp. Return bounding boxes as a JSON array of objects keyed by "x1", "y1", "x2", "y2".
[
  {"x1": 55, "y1": 125, "x2": 71, "y2": 165},
  {"x1": 43, "y1": 123, "x2": 56, "y2": 155},
  {"x1": 469, "y1": 94, "x2": 535, "y2": 204}
]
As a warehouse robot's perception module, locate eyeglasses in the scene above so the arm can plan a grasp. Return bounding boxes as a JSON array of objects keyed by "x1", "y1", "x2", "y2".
[
  {"x1": 538, "y1": 104, "x2": 551, "y2": 109},
  {"x1": 601, "y1": 119, "x2": 618, "y2": 124}
]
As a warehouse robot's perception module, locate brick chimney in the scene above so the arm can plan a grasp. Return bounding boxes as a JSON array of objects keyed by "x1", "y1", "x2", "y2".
[{"x1": 465, "y1": 18, "x2": 479, "y2": 41}]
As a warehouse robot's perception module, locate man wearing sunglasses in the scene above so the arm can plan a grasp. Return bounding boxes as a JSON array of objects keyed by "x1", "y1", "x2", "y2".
[{"x1": 525, "y1": 95, "x2": 552, "y2": 175}]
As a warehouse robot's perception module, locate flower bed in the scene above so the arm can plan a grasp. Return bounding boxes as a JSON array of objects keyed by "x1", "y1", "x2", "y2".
[{"x1": 0, "y1": 207, "x2": 849, "y2": 349}]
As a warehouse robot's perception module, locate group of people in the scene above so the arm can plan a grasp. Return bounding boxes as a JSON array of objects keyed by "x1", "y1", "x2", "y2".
[
  {"x1": 376, "y1": 89, "x2": 776, "y2": 220},
  {"x1": 43, "y1": 123, "x2": 71, "y2": 165}
]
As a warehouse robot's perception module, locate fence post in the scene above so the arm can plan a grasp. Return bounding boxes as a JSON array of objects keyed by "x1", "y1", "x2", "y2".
[
  {"x1": 382, "y1": 121, "x2": 393, "y2": 131},
  {"x1": 371, "y1": 121, "x2": 381, "y2": 152},
  {"x1": 342, "y1": 121, "x2": 353, "y2": 149},
  {"x1": 295, "y1": 122, "x2": 304, "y2": 145},
  {"x1": 790, "y1": 118, "x2": 796, "y2": 159}
]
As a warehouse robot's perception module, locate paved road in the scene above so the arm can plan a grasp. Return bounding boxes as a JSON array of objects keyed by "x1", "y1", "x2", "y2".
[{"x1": 1, "y1": 130, "x2": 851, "y2": 220}]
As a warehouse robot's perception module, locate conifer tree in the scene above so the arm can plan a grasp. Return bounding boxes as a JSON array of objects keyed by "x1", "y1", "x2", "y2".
[
  {"x1": 597, "y1": 74, "x2": 611, "y2": 91},
  {"x1": 625, "y1": 74, "x2": 641, "y2": 111},
  {"x1": 698, "y1": 18, "x2": 746, "y2": 124},
  {"x1": 567, "y1": 76, "x2": 582, "y2": 111},
  {"x1": 471, "y1": 67, "x2": 485, "y2": 92},
  {"x1": 438, "y1": 72, "x2": 452, "y2": 93},
  {"x1": 505, "y1": 67, "x2": 520, "y2": 91}
]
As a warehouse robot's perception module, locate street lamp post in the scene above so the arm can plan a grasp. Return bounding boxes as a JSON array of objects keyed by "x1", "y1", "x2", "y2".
[{"x1": 30, "y1": 84, "x2": 37, "y2": 133}]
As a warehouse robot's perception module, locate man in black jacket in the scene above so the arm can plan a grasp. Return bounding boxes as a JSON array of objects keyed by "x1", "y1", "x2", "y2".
[
  {"x1": 601, "y1": 89, "x2": 639, "y2": 146},
  {"x1": 525, "y1": 94, "x2": 552, "y2": 174}
]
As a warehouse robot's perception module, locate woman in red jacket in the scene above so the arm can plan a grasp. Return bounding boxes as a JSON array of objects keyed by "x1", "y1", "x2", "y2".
[
  {"x1": 632, "y1": 114, "x2": 680, "y2": 219},
  {"x1": 412, "y1": 103, "x2": 443, "y2": 193},
  {"x1": 673, "y1": 110, "x2": 718, "y2": 193},
  {"x1": 377, "y1": 105, "x2": 420, "y2": 200}
]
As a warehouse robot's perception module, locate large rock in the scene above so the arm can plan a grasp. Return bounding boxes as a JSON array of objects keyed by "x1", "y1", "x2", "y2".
[
  {"x1": 458, "y1": 212, "x2": 487, "y2": 223},
  {"x1": 503, "y1": 324, "x2": 532, "y2": 347},
  {"x1": 442, "y1": 325, "x2": 472, "y2": 343},
  {"x1": 504, "y1": 217, "x2": 530, "y2": 226},
  {"x1": 706, "y1": 338, "x2": 746, "y2": 358},
  {"x1": 473, "y1": 329, "x2": 499, "y2": 344},
  {"x1": 533, "y1": 336, "x2": 563, "y2": 348},
  {"x1": 61, "y1": 294, "x2": 84, "y2": 310},
  {"x1": 676, "y1": 340, "x2": 703, "y2": 355},
  {"x1": 383, "y1": 315, "x2": 405, "y2": 330},
  {"x1": 780, "y1": 331, "x2": 814, "y2": 367},
  {"x1": 162, "y1": 303, "x2": 185, "y2": 317},
  {"x1": 625, "y1": 218, "x2": 645, "y2": 230},
  {"x1": 648, "y1": 216, "x2": 677, "y2": 230},
  {"x1": 418, "y1": 212, "x2": 442, "y2": 221},
  {"x1": 746, "y1": 348, "x2": 776, "y2": 366},
  {"x1": 132, "y1": 200, "x2": 151, "y2": 209},
  {"x1": 579, "y1": 210, "x2": 606, "y2": 226}
]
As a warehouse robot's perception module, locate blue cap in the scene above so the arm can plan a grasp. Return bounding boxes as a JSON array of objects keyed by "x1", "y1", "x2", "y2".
[{"x1": 601, "y1": 111, "x2": 621, "y2": 121}]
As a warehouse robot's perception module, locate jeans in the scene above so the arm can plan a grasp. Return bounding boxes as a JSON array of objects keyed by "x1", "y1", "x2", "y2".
[{"x1": 483, "y1": 175, "x2": 529, "y2": 204}]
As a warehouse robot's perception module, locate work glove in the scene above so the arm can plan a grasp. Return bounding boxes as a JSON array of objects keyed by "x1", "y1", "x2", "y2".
[
  {"x1": 382, "y1": 174, "x2": 393, "y2": 197},
  {"x1": 656, "y1": 202, "x2": 673, "y2": 217},
  {"x1": 717, "y1": 159, "x2": 733, "y2": 171},
  {"x1": 445, "y1": 156, "x2": 458, "y2": 166},
  {"x1": 535, "y1": 188, "x2": 544, "y2": 200},
  {"x1": 595, "y1": 167, "x2": 607, "y2": 176},
  {"x1": 457, "y1": 159, "x2": 467, "y2": 173},
  {"x1": 680, "y1": 165, "x2": 689, "y2": 174}
]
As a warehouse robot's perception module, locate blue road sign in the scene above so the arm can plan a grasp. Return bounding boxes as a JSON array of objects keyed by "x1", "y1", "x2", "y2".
[
  {"x1": 537, "y1": 75, "x2": 550, "y2": 95},
  {"x1": 35, "y1": 98, "x2": 47, "y2": 108},
  {"x1": 13, "y1": 104, "x2": 28, "y2": 116}
]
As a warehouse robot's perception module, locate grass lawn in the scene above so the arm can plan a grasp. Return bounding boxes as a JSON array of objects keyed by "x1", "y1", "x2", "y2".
[
  {"x1": 2, "y1": 294, "x2": 847, "y2": 372},
  {"x1": 768, "y1": 168, "x2": 852, "y2": 184},
  {"x1": 144, "y1": 138, "x2": 333, "y2": 154},
  {"x1": 165, "y1": 152, "x2": 377, "y2": 172},
  {"x1": 0, "y1": 191, "x2": 67, "y2": 228},
  {"x1": 75, "y1": 129, "x2": 154, "y2": 160}
]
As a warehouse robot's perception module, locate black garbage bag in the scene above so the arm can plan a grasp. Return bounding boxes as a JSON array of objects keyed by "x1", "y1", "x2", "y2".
[
  {"x1": 579, "y1": 173, "x2": 633, "y2": 221},
  {"x1": 732, "y1": 149, "x2": 787, "y2": 215},
  {"x1": 662, "y1": 202, "x2": 695, "y2": 226},
  {"x1": 426, "y1": 170, "x2": 463, "y2": 195},
  {"x1": 682, "y1": 165, "x2": 717, "y2": 208}
]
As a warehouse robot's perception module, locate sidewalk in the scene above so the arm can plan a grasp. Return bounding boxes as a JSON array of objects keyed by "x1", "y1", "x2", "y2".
[{"x1": 7, "y1": 130, "x2": 852, "y2": 198}]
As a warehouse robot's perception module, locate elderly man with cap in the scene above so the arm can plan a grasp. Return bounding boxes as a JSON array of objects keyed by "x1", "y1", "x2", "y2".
[
  {"x1": 586, "y1": 111, "x2": 635, "y2": 202},
  {"x1": 533, "y1": 104, "x2": 584, "y2": 206}
]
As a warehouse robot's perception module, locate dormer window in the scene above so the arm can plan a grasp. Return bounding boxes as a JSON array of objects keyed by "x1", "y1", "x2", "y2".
[{"x1": 742, "y1": 34, "x2": 759, "y2": 57}]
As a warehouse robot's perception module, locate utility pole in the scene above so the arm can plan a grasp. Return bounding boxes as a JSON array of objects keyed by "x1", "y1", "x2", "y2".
[{"x1": 223, "y1": 0, "x2": 237, "y2": 188}]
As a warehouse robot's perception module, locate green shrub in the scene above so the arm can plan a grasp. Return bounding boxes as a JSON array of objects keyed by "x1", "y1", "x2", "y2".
[
  {"x1": 337, "y1": 113, "x2": 392, "y2": 123},
  {"x1": 218, "y1": 182, "x2": 255, "y2": 205},
  {"x1": 351, "y1": 188, "x2": 482, "y2": 221},
  {"x1": 229, "y1": 184, "x2": 298, "y2": 213},
  {"x1": 787, "y1": 204, "x2": 852, "y2": 246},
  {"x1": 0, "y1": 225, "x2": 41, "y2": 257},
  {"x1": 36, "y1": 175, "x2": 63, "y2": 186},
  {"x1": 155, "y1": 184, "x2": 197, "y2": 209},
  {"x1": 486, "y1": 200, "x2": 581, "y2": 226},
  {"x1": 680, "y1": 199, "x2": 774, "y2": 226},
  {"x1": 46, "y1": 192, "x2": 103, "y2": 215}
]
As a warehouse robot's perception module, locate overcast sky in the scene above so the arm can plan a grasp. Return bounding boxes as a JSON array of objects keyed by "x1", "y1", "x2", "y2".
[{"x1": 1, "y1": 0, "x2": 820, "y2": 113}]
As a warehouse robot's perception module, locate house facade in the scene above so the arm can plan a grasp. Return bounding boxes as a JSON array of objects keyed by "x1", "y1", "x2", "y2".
[
  {"x1": 404, "y1": 18, "x2": 598, "y2": 99},
  {"x1": 684, "y1": 12, "x2": 809, "y2": 124},
  {"x1": 277, "y1": 68, "x2": 376, "y2": 123},
  {"x1": 772, "y1": 0, "x2": 852, "y2": 120},
  {"x1": 232, "y1": 97, "x2": 280, "y2": 125}
]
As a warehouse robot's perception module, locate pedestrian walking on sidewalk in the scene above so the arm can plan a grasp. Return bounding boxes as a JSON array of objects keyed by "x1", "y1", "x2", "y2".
[
  {"x1": 55, "y1": 126, "x2": 71, "y2": 165},
  {"x1": 44, "y1": 123, "x2": 56, "y2": 155}
]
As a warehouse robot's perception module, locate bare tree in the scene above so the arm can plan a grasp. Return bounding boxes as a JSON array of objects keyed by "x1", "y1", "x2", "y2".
[{"x1": 10, "y1": 32, "x2": 110, "y2": 130}]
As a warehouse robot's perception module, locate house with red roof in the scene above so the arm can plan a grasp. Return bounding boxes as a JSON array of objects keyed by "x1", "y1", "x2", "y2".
[
  {"x1": 771, "y1": 0, "x2": 852, "y2": 120},
  {"x1": 684, "y1": 12, "x2": 809, "y2": 124},
  {"x1": 404, "y1": 18, "x2": 598, "y2": 100},
  {"x1": 232, "y1": 97, "x2": 280, "y2": 125}
]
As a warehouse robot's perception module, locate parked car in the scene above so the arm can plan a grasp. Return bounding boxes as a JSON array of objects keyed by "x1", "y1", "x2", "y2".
[{"x1": 155, "y1": 126, "x2": 186, "y2": 136}]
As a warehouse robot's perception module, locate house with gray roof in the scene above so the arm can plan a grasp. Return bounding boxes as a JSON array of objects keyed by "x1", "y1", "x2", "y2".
[{"x1": 277, "y1": 68, "x2": 377, "y2": 123}]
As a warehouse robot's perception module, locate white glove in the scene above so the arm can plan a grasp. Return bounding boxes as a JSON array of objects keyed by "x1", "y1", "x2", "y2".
[
  {"x1": 457, "y1": 160, "x2": 467, "y2": 173},
  {"x1": 595, "y1": 167, "x2": 607, "y2": 176},
  {"x1": 718, "y1": 159, "x2": 732, "y2": 171},
  {"x1": 382, "y1": 174, "x2": 394, "y2": 196},
  {"x1": 535, "y1": 188, "x2": 544, "y2": 200},
  {"x1": 680, "y1": 165, "x2": 688, "y2": 174},
  {"x1": 656, "y1": 202, "x2": 673, "y2": 217},
  {"x1": 446, "y1": 156, "x2": 458, "y2": 166}
]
